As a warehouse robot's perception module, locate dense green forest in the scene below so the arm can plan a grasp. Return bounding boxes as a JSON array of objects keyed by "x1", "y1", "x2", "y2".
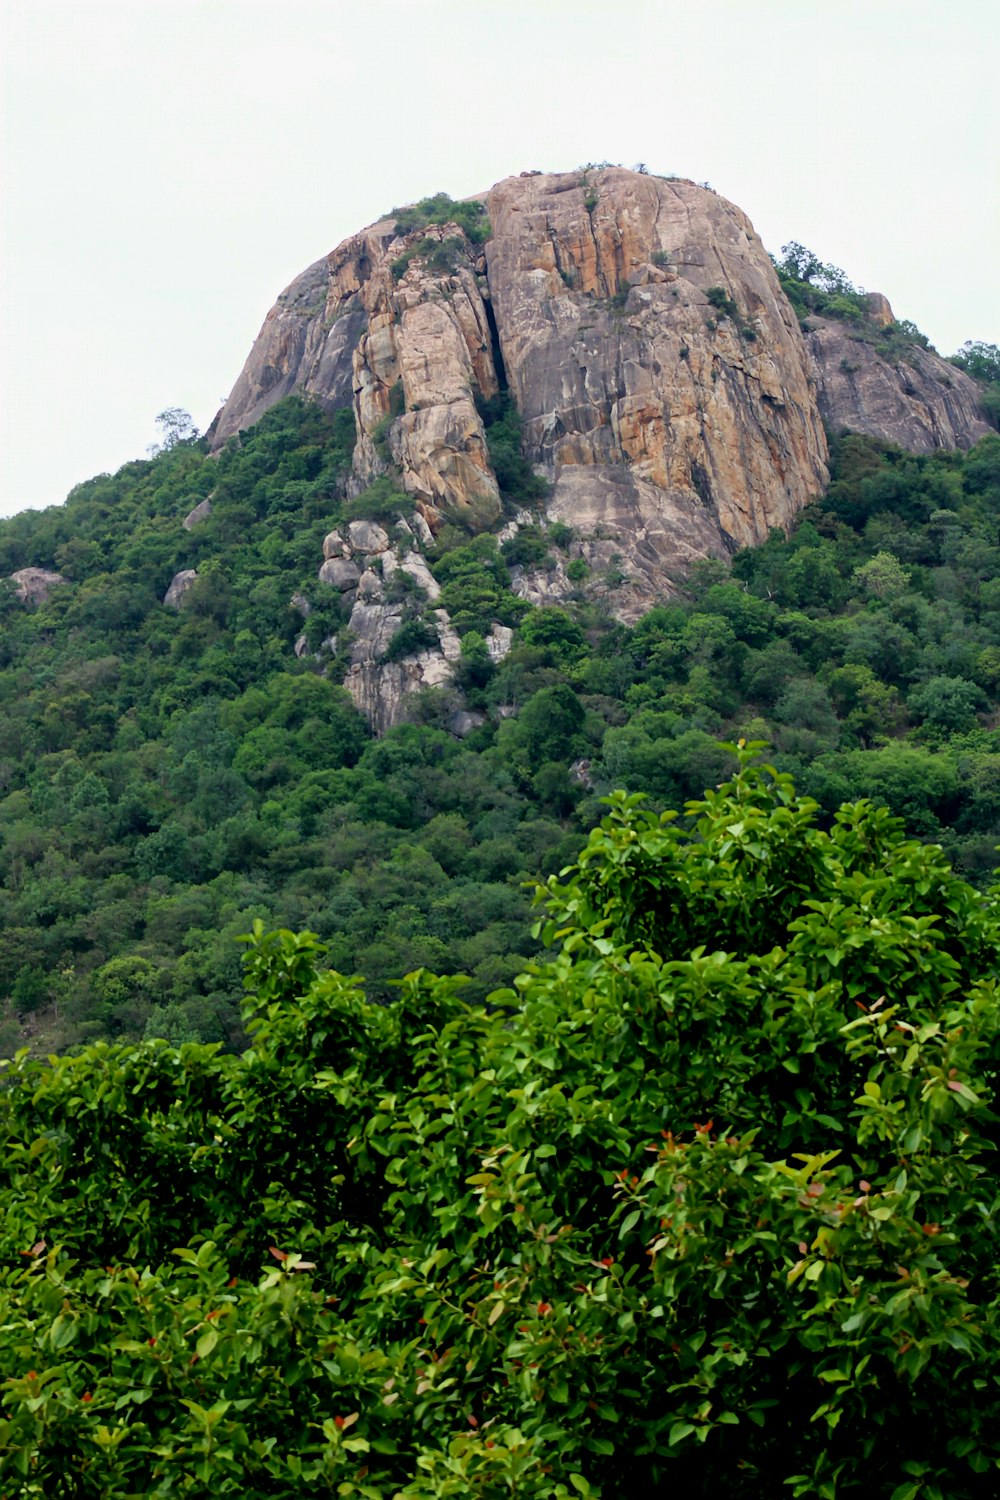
[
  {"x1": 0, "y1": 373, "x2": 999, "y2": 1052},
  {"x1": 4, "y1": 755, "x2": 1000, "y2": 1495}
]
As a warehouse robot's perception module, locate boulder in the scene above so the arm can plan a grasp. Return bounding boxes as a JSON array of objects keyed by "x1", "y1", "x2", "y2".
[
  {"x1": 398, "y1": 551, "x2": 441, "y2": 600},
  {"x1": 449, "y1": 710, "x2": 487, "y2": 738},
  {"x1": 347, "y1": 519, "x2": 390, "y2": 555},
  {"x1": 163, "y1": 570, "x2": 198, "y2": 609},
  {"x1": 318, "y1": 557, "x2": 361, "y2": 590},
  {"x1": 9, "y1": 568, "x2": 68, "y2": 605},
  {"x1": 322, "y1": 529, "x2": 350, "y2": 559},
  {"x1": 182, "y1": 497, "x2": 212, "y2": 529},
  {"x1": 486, "y1": 623, "x2": 515, "y2": 662}
]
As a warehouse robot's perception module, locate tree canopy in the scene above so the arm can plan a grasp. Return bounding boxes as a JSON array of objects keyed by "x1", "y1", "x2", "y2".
[
  {"x1": 2, "y1": 749, "x2": 999, "y2": 1497},
  {"x1": 2, "y1": 399, "x2": 1000, "y2": 1060}
]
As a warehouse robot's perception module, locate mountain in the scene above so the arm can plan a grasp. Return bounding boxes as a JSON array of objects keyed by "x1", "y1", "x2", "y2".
[
  {"x1": 206, "y1": 167, "x2": 989, "y2": 728},
  {"x1": 5, "y1": 170, "x2": 1000, "y2": 1496},
  {"x1": 0, "y1": 167, "x2": 998, "y2": 1055}
]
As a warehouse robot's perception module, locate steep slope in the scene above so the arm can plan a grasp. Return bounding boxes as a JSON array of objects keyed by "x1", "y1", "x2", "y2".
[
  {"x1": 206, "y1": 168, "x2": 990, "y2": 726},
  {"x1": 483, "y1": 170, "x2": 828, "y2": 582},
  {"x1": 211, "y1": 169, "x2": 834, "y2": 591},
  {"x1": 807, "y1": 308, "x2": 991, "y2": 451}
]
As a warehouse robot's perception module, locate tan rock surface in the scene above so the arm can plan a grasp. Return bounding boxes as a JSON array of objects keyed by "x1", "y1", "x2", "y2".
[
  {"x1": 206, "y1": 167, "x2": 992, "y2": 724},
  {"x1": 318, "y1": 557, "x2": 361, "y2": 591},
  {"x1": 484, "y1": 168, "x2": 830, "y2": 556},
  {"x1": 9, "y1": 568, "x2": 68, "y2": 606},
  {"x1": 342, "y1": 598, "x2": 458, "y2": 734},
  {"x1": 182, "y1": 498, "x2": 212, "y2": 530},
  {"x1": 352, "y1": 244, "x2": 501, "y2": 527}
]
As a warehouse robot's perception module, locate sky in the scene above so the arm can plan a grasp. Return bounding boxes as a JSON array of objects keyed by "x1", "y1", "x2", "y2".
[{"x1": 1, "y1": 0, "x2": 997, "y2": 518}]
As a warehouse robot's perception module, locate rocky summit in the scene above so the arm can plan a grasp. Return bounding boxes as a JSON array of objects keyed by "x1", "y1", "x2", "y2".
[{"x1": 207, "y1": 167, "x2": 990, "y2": 728}]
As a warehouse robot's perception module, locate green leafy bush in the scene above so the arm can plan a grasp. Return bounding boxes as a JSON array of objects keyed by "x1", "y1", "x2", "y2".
[
  {"x1": 390, "y1": 193, "x2": 490, "y2": 246},
  {"x1": 3, "y1": 751, "x2": 1000, "y2": 1495},
  {"x1": 379, "y1": 615, "x2": 439, "y2": 663},
  {"x1": 705, "y1": 285, "x2": 739, "y2": 321},
  {"x1": 391, "y1": 235, "x2": 468, "y2": 281},
  {"x1": 476, "y1": 392, "x2": 548, "y2": 505}
]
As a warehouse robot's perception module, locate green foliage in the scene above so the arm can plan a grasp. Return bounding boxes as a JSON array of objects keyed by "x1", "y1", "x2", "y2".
[
  {"x1": 345, "y1": 476, "x2": 411, "y2": 523},
  {"x1": 705, "y1": 285, "x2": 739, "y2": 321},
  {"x1": 4, "y1": 757, "x2": 1000, "y2": 1495},
  {"x1": 853, "y1": 551, "x2": 911, "y2": 598},
  {"x1": 391, "y1": 236, "x2": 468, "y2": 281},
  {"x1": 950, "y1": 342, "x2": 1000, "y2": 431},
  {"x1": 390, "y1": 193, "x2": 491, "y2": 246},
  {"x1": 379, "y1": 615, "x2": 438, "y2": 663},
  {"x1": 477, "y1": 392, "x2": 549, "y2": 506},
  {"x1": 500, "y1": 525, "x2": 549, "y2": 570},
  {"x1": 773, "y1": 244, "x2": 936, "y2": 359},
  {"x1": 432, "y1": 537, "x2": 528, "y2": 636},
  {"x1": 4, "y1": 367, "x2": 1000, "y2": 1065},
  {"x1": 950, "y1": 341, "x2": 1000, "y2": 385}
]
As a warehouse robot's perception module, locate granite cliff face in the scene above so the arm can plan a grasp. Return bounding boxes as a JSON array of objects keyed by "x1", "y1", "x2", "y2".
[
  {"x1": 209, "y1": 168, "x2": 990, "y2": 728},
  {"x1": 806, "y1": 312, "x2": 990, "y2": 452},
  {"x1": 212, "y1": 169, "x2": 833, "y2": 561},
  {"x1": 483, "y1": 172, "x2": 828, "y2": 557}
]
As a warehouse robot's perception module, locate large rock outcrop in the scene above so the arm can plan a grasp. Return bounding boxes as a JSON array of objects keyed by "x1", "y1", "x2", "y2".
[
  {"x1": 208, "y1": 167, "x2": 992, "y2": 720},
  {"x1": 806, "y1": 312, "x2": 991, "y2": 452},
  {"x1": 8, "y1": 568, "x2": 68, "y2": 606},
  {"x1": 484, "y1": 169, "x2": 829, "y2": 562},
  {"x1": 210, "y1": 255, "x2": 368, "y2": 441},
  {"x1": 212, "y1": 170, "x2": 838, "y2": 569},
  {"x1": 212, "y1": 219, "x2": 501, "y2": 531}
]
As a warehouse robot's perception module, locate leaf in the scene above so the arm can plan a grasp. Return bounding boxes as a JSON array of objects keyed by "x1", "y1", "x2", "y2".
[
  {"x1": 669, "y1": 1422, "x2": 695, "y2": 1445},
  {"x1": 195, "y1": 1328, "x2": 218, "y2": 1360},
  {"x1": 48, "y1": 1315, "x2": 77, "y2": 1350},
  {"x1": 488, "y1": 1300, "x2": 505, "y2": 1326}
]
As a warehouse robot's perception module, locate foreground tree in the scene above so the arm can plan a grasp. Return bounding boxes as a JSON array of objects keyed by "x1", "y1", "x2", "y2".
[{"x1": 2, "y1": 746, "x2": 1000, "y2": 1496}]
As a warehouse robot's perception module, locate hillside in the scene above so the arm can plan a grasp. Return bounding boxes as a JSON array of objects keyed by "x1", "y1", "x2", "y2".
[
  {"x1": 5, "y1": 755, "x2": 1000, "y2": 1496},
  {"x1": 0, "y1": 167, "x2": 998, "y2": 1053}
]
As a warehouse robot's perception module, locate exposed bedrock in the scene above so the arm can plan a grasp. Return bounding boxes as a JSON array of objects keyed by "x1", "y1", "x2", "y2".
[{"x1": 210, "y1": 167, "x2": 990, "y2": 639}]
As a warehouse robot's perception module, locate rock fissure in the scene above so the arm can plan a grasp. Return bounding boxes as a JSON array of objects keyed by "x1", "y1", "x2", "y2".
[{"x1": 480, "y1": 288, "x2": 509, "y2": 395}]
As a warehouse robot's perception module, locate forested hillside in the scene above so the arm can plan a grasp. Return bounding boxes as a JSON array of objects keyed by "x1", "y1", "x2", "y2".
[
  {"x1": 4, "y1": 755, "x2": 1000, "y2": 1495},
  {"x1": 1, "y1": 380, "x2": 999, "y2": 1052}
]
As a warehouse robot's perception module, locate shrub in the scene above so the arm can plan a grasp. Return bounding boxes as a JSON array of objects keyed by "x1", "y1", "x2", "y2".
[
  {"x1": 477, "y1": 391, "x2": 548, "y2": 505},
  {"x1": 379, "y1": 614, "x2": 439, "y2": 663},
  {"x1": 345, "y1": 476, "x2": 410, "y2": 524},
  {"x1": 706, "y1": 285, "x2": 739, "y2": 321},
  {"x1": 4, "y1": 751, "x2": 1000, "y2": 1494},
  {"x1": 390, "y1": 193, "x2": 490, "y2": 246},
  {"x1": 391, "y1": 235, "x2": 467, "y2": 281}
]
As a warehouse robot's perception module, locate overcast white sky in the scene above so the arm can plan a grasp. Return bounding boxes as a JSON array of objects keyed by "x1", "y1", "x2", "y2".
[{"x1": 1, "y1": 0, "x2": 997, "y2": 518}]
